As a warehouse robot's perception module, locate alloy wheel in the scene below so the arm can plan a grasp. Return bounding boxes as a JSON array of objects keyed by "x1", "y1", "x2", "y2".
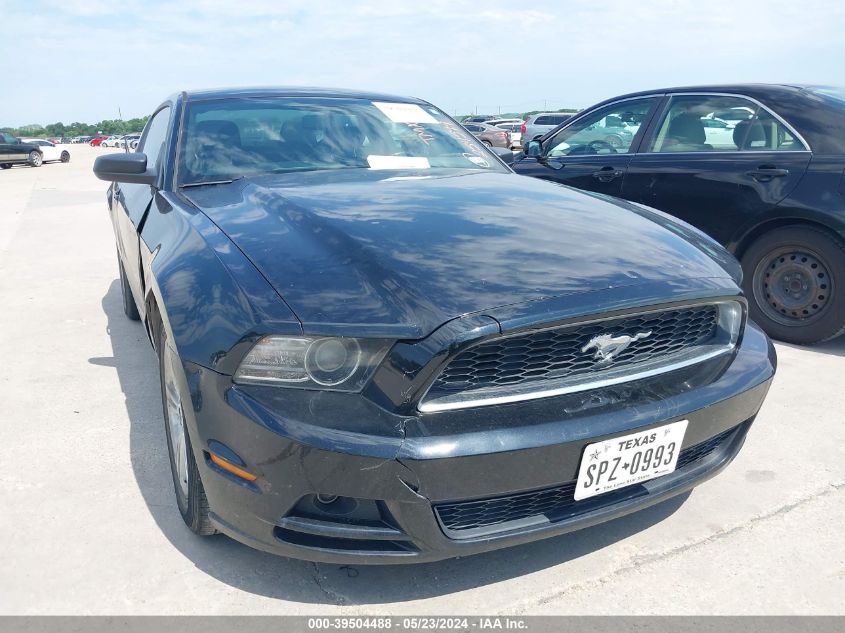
[{"x1": 163, "y1": 348, "x2": 189, "y2": 498}]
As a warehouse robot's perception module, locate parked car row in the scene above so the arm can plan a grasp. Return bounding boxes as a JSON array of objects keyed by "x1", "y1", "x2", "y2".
[
  {"x1": 461, "y1": 113, "x2": 574, "y2": 150},
  {"x1": 90, "y1": 134, "x2": 141, "y2": 149}
]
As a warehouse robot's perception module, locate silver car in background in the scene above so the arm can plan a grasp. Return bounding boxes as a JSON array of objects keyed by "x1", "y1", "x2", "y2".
[{"x1": 522, "y1": 112, "x2": 573, "y2": 143}]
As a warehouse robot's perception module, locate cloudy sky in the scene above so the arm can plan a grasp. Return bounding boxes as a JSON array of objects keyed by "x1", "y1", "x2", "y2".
[{"x1": 1, "y1": 0, "x2": 843, "y2": 126}]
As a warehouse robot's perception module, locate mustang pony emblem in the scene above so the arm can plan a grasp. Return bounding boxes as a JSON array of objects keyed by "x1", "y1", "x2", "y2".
[{"x1": 581, "y1": 331, "x2": 653, "y2": 364}]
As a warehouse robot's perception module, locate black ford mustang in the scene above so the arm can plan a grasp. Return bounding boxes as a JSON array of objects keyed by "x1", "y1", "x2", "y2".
[
  {"x1": 94, "y1": 88, "x2": 775, "y2": 564},
  {"x1": 513, "y1": 84, "x2": 845, "y2": 345}
]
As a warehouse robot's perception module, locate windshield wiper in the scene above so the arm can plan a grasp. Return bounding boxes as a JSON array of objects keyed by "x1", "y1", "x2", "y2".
[{"x1": 180, "y1": 176, "x2": 244, "y2": 188}]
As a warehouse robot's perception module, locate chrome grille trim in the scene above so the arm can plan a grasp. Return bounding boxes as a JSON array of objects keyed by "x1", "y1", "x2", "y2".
[{"x1": 419, "y1": 301, "x2": 743, "y2": 413}]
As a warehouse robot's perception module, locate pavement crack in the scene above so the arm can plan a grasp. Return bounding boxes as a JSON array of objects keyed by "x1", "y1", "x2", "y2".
[
  {"x1": 505, "y1": 482, "x2": 845, "y2": 615},
  {"x1": 310, "y1": 561, "x2": 348, "y2": 606}
]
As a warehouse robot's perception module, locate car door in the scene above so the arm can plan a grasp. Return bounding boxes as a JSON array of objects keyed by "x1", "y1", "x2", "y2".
[
  {"x1": 512, "y1": 97, "x2": 661, "y2": 196},
  {"x1": 112, "y1": 105, "x2": 172, "y2": 316},
  {"x1": 621, "y1": 93, "x2": 812, "y2": 246}
]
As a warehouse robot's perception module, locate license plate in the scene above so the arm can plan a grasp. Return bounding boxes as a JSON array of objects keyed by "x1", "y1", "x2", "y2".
[{"x1": 574, "y1": 420, "x2": 688, "y2": 501}]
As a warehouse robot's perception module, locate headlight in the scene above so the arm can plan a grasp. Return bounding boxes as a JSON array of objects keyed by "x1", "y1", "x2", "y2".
[{"x1": 233, "y1": 336, "x2": 392, "y2": 391}]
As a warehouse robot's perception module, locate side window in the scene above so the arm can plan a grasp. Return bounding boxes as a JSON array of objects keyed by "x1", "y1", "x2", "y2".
[
  {"x1": 736, "y1": 109, "x2": 806, "y2": 151},
  {"x1": 649, "y1": 95, "x2": 759, "y2": 153},
  {"x1": 546, "y1": 98, "x2": 656, "y2": 157},
  {"x1": 535, "y1": 116, "x2": 551, "y2": 125},
  {"x1": 138, "y1": 106, "x2": 171, "y2": 169}
]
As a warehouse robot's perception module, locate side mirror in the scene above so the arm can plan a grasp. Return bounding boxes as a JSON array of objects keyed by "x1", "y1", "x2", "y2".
[
  {"x1": 525, "y1": 139, "x2": 542, "y2": 157},
  {"x1": 490, "y1": 146, "x2": 514, "y2": 165},
  {"x1": 93, "y1": 153, "x2": 156, "y2": 185}
]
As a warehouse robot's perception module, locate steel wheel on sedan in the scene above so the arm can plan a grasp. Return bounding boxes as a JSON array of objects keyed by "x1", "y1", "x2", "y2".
[
  {"x1": 159, "y1": 330, "x2": 216, "y2": 535},
  {"x1": 743, "y1": 226, "x2": 845, "y2": 344}
]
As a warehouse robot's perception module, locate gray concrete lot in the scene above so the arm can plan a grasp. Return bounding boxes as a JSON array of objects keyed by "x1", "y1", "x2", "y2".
[{"x1": 0, "y1": 145, "x2": 843, "y2": 614}]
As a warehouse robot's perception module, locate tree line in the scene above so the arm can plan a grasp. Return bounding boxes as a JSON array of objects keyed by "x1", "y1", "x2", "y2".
[{"x1": 0, "y1": 117, "x2": 150, "y2": 138}]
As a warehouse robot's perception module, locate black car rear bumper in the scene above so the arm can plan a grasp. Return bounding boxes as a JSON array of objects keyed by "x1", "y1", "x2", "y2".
[{"x1": 182, "y1": 322, "x2": 775, "y2": 564}]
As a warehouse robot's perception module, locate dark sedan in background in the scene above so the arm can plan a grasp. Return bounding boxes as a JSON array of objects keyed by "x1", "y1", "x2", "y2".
[
  {"x1": 93, "y1": 87, "x2": 774, "y2": 564},
  {"x1": 513, "y1": 84, "x2": 845, "y2": 345}
]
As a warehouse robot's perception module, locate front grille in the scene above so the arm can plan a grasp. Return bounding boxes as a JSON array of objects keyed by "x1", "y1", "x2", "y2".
[
  {"x1": 434, "y1": 426, "x2": 737, "y2": 537},
  {"x1": 422, "y1": 304, "x2": 726, "y2": 411}
]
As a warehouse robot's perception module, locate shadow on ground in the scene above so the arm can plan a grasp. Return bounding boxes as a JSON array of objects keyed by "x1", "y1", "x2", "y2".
[
  {"x1": 93, "y1": 279, "x2": 690, "y2": 605},
  {"x1": 777, "y1": 335, "x2": 845, "y2": 358}
]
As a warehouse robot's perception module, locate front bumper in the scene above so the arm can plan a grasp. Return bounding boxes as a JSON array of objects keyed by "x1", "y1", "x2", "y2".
[{"x1": 181, "y1": 322, "x2": 776, "y2": 564}]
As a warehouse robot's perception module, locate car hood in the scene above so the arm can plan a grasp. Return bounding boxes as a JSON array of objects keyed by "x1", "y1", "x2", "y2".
[{"x1": 184, "y1": 170, "x2": 734, "y2": 338}]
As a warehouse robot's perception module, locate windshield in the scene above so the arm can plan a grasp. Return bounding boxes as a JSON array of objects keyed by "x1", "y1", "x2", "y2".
[{"x1": 178, "y1": 97, "x2": 506, "y2": 185}]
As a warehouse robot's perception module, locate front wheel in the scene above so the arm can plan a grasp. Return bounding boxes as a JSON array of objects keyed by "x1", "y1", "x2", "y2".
[
  {"x1": 482, "y1": 140, "x2": 492, "y2": 147},
  {"x1": 0, "y1": 163, "x2": 10, "y2": 170},
  {"x1": 60, "y1": 151, "x2": 70, "y2": 163},
  {"x1": 28, "y1": 151, "x2": 42, "y2": 167},
  {"x1": 159, "y1": 330, "x2": 216, "y2": 536},
  {"x1": 742, "y1": 226, "x2": 845, "y2": 344}
]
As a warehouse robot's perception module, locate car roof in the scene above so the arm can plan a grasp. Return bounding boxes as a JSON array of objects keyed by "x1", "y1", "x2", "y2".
[
  {"x1": 180, "y1": 86, "x2": 428, "y2": 104},
  {"x1": 595, "y1": 83, "x2": 807, "y2": 103}
]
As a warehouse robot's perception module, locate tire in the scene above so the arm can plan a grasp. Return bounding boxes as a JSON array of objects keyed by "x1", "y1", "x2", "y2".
[
  {"x1": 28, "y1": 151, "x2": 42, "y2": 167},
  {"x1": 159, "y1": 329, "x2": 216, "y2": 536},
  {"x1": 741, "y1": 225, "x2": 845, "y2": 344},
  {"x1": 118, "y1": 255, "x2": 141, "y2": 321},
  {"x1": 0, "y1": 164, "x2": 10, "y2": 170},
  {"x1": 89, "y1": 141, "x2": 95, "y2": 147},
  {"x1": 482, "y1": 140, "x2": 492, "y2": 147},
  {"x1": 61, "y1": 151, "x2": 70, "y2": 163}
]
